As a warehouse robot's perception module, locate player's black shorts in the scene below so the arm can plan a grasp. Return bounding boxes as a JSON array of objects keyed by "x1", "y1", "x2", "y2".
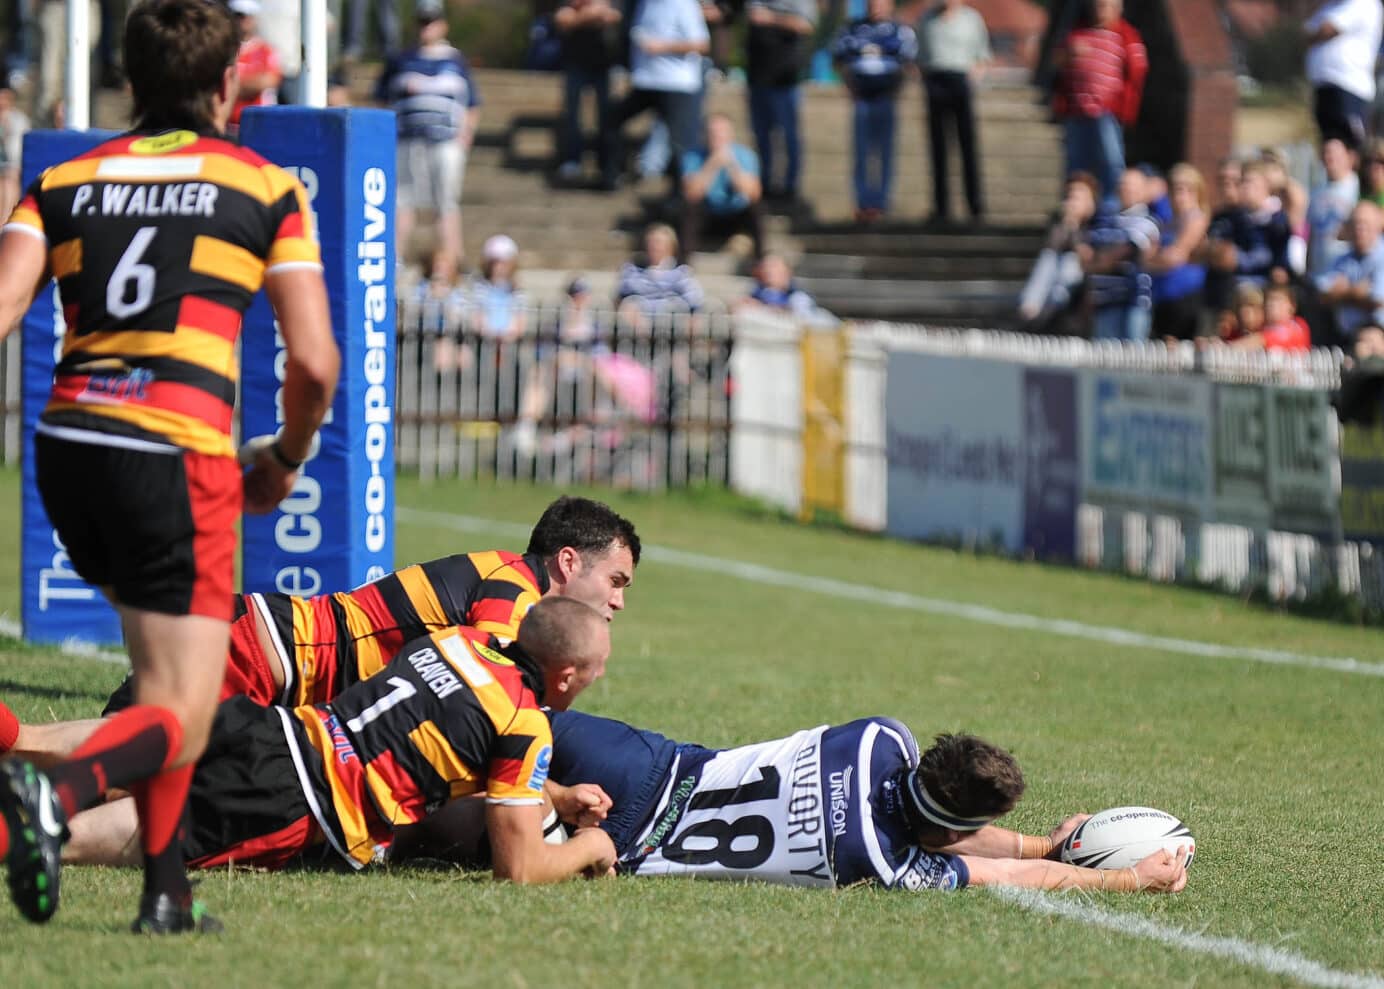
[
  {"x1": 35, "y1": 429, "x2": 240, "y2": 620},
  {"x1": 185, "y1": 696, "x2": 329, "y2": 870}
]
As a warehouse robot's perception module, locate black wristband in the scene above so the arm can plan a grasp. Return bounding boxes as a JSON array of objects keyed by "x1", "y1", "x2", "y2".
[{"x1": 270, "y1": 440, "x2": 304, "y2": 471}]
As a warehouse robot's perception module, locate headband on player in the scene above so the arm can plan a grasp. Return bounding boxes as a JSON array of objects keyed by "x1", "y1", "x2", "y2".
[{"x1": 905, "y1": 773, "x2": 995, "y2": 832}]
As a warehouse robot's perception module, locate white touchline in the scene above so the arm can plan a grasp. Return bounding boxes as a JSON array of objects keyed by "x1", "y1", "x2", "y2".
[
  {"x1": 0, "y1": 614, "x2": 127, "y2": 666},
  {"x1": 396, "y1": 507, "x2": 1384, "y2": 678},
  {"x1": 990, "y1": 886, "x2": 1384, "y2": 989}
]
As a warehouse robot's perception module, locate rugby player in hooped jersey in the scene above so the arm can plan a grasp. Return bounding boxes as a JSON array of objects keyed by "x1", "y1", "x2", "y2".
[
  {"x1": 0, "y1": 0, "x2": 339, "y2": 933},
  {"x1": 434, "y1": 711, "x2": 1188, "y2": 894},
  {"x1": 62, "y1": 599, "x2": 619, "y2": 883},
  {"x1": 2, "y1": 495, "x2": 639, "y2": 764}
]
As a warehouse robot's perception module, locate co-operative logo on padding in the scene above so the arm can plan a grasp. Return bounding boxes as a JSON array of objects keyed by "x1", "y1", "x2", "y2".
[{"x1": 529, "y1": 745, "x2": 552, "y2": 790}]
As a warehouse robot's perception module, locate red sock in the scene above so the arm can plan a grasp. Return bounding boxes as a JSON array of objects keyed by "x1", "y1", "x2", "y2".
[
  {"x1": 51, "y1": 705, "x2": 182, "y2": 819},
  {"x1": 131, "y1": 764, "x2": 194, "y2": 898},
  {"x1": 0, "y1": 699, "x2": 19, "y2": 753}
]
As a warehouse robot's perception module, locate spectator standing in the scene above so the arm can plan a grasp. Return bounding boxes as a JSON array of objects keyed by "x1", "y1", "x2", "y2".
[
  {"x1": 0, "y1": 81, "x2": 29, "y2": 221},
  {"x1": 617, "y1": 223, "x2": 705, "y2": 322},
  {"x1": 745, "y1": 0, "x2": 816, "y2": 204},
  {"x1": 1017, "y1": 171, "x2": 1097, "y2": 335},
  {"x1": 1082, "y1": 167, "x2": 1160, "y2": 341},
  {"x1": 915, "y1": 0, "x2": 990, "y2": 225},
  {"x1": 1307, "y1": 137, "x2": 1360, "y2": 279},
  {"x1": 1304, "y1": 0, "x2": 1382, "y2": 151},
  {"x1": 342, "y1": 0, "x2": 399, "y2": 62},
  {"x1": 614, "y1": 0, "x2": 710, "y2": 190},
  {"x1": 376, "y1": 0, "x2": 480, "y2": 268},
  {"x1": 1315, "y1": 200, "x2": 1384, "y2": 347},
  {"x1": 1050, "y1": 0, "x2": 1147, "y2": 207},
  {"x1": 555, "y1": 0, "x2": 623, "y2": 188},
  {"x1": 1148, "y1": 163, "x2": 1209, "y2": 341},
  {"x1": 831, "y1": 0, "x2": 918, "y2": 223},
  {"x1": 681, "y1": 112, "x2": 765, "y2": 259},
  {"x1": 465, "y1": 234, "x2": 528, "y2": 341},
  {"x1": 228, "y1": 0, "x2": 283, "y2": 134}
]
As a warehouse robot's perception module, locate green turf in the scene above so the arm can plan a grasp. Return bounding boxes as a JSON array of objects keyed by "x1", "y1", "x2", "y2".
[{"x1": 1, "y1": 468, "x2": 1381, "y2": 987}]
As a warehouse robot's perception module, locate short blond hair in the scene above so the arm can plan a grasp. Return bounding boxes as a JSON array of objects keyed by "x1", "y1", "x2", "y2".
[{"x1": 1168, "y1": 163, "x2": 1207, "y2": 212}]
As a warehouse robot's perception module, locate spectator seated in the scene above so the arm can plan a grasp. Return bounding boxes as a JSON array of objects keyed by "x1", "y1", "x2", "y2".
[
  {"x1": 1082, "y1": 167, "x2": 1160, "y2": 341},
  {"x1": 1314, "y1": 200, "x2": 1384, "y2": 348},
  {"x1": 680, "y1": 113, "x2": 765, "y2": 260},
  {"x1": 1017, "y1": 171, "x2": 1097, "y2": 336},
  {"x1": 616, "y1": 223, "x2": 705, "y2": 325}
]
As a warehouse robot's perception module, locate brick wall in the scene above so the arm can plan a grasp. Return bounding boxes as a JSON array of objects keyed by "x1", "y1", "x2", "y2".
[{"x1": 1166, "y1": 0, "x2": 1239, "y2": 187}]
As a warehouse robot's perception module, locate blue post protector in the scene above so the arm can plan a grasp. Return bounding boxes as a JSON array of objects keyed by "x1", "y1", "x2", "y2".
[{"x1": 238, "y1": 106, "x2": 397, "y2": 598}]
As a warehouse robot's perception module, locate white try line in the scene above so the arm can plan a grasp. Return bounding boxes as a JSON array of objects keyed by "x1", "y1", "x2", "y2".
[
  {"x1": 991, "y1": 886, "x2": 1384, "y2": 989},
  {"x1": 0, "y1": 614, "x2": 128, "y2": 667},
  {"x1": 396, "y1": 507, "x2": 1384, "y2": 679}
]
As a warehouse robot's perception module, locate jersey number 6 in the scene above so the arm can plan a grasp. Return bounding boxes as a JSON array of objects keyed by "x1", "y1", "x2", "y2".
[{"x1": 106, "y1": 226, "x2": 159, "y2": 320}]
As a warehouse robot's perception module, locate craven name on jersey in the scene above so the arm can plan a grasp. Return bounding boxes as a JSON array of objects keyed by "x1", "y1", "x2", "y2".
[{"x1": 70, "y1": 182, "x2": 220, "y2": 218}]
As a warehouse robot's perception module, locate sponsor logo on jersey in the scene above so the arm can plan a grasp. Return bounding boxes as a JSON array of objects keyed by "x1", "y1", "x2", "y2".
[
  {"x1": 130, "y1": 130, "x2": 199, "y2": 155},
  {"x1": 472, "y1": 642, "x2": 514, "y2": 667},
  {"x1": 828, "y1": 766, "x2": 853, "y2": 838},
  {"x1": 898, "y1": 853, "x2": 959, "y2": 891},
  {"x1": 638, "y1": 774, "x2": 697, "y2": 855},
  {"x1": 529, "y1": 745, "x2": 552, "y2": 791},
  {"x1": 323, "y1": 713, "x2": 359, "y2": 765}
]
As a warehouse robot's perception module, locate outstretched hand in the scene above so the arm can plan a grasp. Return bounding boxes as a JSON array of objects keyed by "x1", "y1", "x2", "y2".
[{"x1": 1132, "y1": 846, "x2": 1191, "y2": 893}]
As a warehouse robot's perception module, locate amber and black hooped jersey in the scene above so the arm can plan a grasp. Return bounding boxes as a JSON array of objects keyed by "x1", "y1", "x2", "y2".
[
  {"x1": 3, "y1": 128, "x2": 319, "y2": 457},
  {"x1": 277, "y1": 625, "x2": 552, "y2": 868},
  {"x1": 246, "y1": 550, "x2": 550, "y2": 707}
]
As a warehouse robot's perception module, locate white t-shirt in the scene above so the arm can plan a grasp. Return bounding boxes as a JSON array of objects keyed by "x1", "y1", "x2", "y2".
[{"x1": 1305, "y1": 0, "x2": 1384, "y2": 100}]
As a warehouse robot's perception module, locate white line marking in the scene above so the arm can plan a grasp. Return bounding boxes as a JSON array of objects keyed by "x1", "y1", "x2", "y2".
[
  {"x1": 990, "y1": 886, "x2": 1384, "y2": 989},
  {"x1": 396, "y1": 507, "x2": 1384, "y2": 678},
  {"x1": 0, "y1": 614, "x2": 128, "y2": 666}
]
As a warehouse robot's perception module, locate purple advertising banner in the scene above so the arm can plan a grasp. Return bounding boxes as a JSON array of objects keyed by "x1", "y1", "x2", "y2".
[{"x1": 1022, "y1": 369, "x2": 1080, "y2": 559}]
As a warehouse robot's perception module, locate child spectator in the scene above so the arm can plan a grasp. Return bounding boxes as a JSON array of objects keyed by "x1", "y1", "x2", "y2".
[
  {"x1": 413, "y1": 249, "x2": 468, "y2": 370},
  {"x1": 1149, "y1": 163, "x2": 1209, "y2": 341},
  {"x1": 617, "y1": 223, "x2": 705, "y2": 322},
  {"x1": 831, "y1": 0, "x2": 917, "y2": 223},
  {"x1": 1259, "y1": 147, "x2": 1309, "y2": 275},
  {"x1": 1050, "y1": 0, "x2": 1147, "y2": 207},
  {"x1": 736, "y1": 253, "x2": 820, "y2": 319},
  {"x1": 1017, "y1": 171, "x2": 1098, "y2": 334},
  {"x1": 1314, "y1": 199, "x2": 1384, "y2": 347},
  {"x1": 1307, "y1": 137, "x2": 1360, "y2": 278},
  {"x1": 465, "y1": 235, "x2": 528, "y2": 340},
  {"x1": 1239, "y1": 283, "x2": 1312, "y2": 352},
  {"x1": 1210, "y1": 282, "x2": 1265, "y2": 345},
  {"x1": 1082, "y1": 167, "x2": 1161, "y2": 341}
]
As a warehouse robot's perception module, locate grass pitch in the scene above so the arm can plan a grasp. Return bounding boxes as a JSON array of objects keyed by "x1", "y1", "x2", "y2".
[{"x1": 1, "y1": 468, "x2": 1382, "y2": 987}]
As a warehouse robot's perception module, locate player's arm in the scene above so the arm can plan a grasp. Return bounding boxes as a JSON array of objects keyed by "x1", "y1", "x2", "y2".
[
  {"x1": 545, "y1": 780, "x2": 612, "y2": 828},
  {"x1": 0, "y1": 217, "x2": 50, "y2": 338},
  {"x1": 960, "y1": 846, "x2": 1190, "y2": 893},
  {"x1": 933, "y1": 815, "x2": 1089, "y2": 860},
  {"x1": 486, "y1": 801, "x2": 616, "y2": 883}
]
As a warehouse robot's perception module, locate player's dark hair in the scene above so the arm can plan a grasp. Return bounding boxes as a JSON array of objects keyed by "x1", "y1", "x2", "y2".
[
  {"x1": 916, "y1": 733, "x2": 1025, "y2": 823},
  {"x1": 125, "y1": 0, "x2": 241, "y2": 132},
  {"x1": 526, "y1": 496, "x2": 641, "y2": 566},
  {"x1": 518, "y1": 597, "x2": 606, "y2": 670}
]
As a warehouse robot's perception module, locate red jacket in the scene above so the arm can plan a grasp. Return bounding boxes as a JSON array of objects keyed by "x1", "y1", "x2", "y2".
[{"x1": 1053, "y1": 18, "x2": 1148, "y2": 127}]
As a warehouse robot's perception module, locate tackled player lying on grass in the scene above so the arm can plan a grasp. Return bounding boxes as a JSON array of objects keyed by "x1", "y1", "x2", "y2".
[
  {"x1": 60, "y1": 599, "x2": 618, "y2": 883},
  {"x1": 397, "y1": 710, "x2": 1190, "y2": 894},
  {"x1": 0, "y1": 495, "x2": 639, "y2": 766}
]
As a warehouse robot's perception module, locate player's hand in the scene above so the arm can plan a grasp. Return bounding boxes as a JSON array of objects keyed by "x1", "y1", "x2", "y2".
[
  {"x1": 1132, "y1": 846, "x2": 1190, "y2": 894},
  {"x1": 1044, "y1": 814, "x2": 1091, "y2": 859},
  {"x1": 240, "y1": 434, "x2": 300, "y2": 514},
  {"x1": 553, "y1": 782, "x2": 613, "y2": 828},
  {"x1": 576, "y1": 826, "x2": 617, "y2": 878}
]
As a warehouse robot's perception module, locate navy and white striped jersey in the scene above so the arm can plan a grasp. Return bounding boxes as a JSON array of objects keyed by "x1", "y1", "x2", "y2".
[
  {"x1": 376, "y1": 44, "x2": 481, "y2": 143},
  {"x1": 548, "y1": 711, "x2": 969, "y2": 891},
  {"x1": 831, "y1": 19, "x2": 918, "y2": 98}
]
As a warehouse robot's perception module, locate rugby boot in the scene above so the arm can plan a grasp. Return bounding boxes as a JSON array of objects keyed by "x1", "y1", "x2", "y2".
[
  {"x1": 131, "y1": 890, "x2": 224, "y2": 935},
  {"x1": 0, "y1": 759, "x2": 67, "y2": 923}
]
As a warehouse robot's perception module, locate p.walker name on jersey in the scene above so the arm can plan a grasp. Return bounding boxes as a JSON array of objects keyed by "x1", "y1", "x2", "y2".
[
  {"x1": 69, "y1": 182, "x2": 219, "y2": 218},
  {"x1": 407, "y1": 645, "x2": 464, "y2": 700},
  {"x1": 786, "y1": 737, "x2": 830, "y2": 882}
]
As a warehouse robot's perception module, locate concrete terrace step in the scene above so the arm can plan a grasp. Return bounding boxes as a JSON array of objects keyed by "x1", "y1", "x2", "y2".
[{"x1": 793, "y1": 253, "x2": 1033, "y2": 280}]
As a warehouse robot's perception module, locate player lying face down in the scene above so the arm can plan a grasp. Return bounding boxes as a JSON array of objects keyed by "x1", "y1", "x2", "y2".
[
  {"x1": 398, "y1": 712, "x2": 1189, "y2": 894},
  {"x1": 62, "y1": 599, "x2": 619, "y2": 884},
  {"x1": 1, "y1": 495, "x2": 640, "y2": 765}
]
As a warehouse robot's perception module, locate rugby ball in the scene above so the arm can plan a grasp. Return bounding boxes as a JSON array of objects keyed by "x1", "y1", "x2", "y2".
[{"x1": 1060, "y1": 806, "x2": 1195, "y2": 871}]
